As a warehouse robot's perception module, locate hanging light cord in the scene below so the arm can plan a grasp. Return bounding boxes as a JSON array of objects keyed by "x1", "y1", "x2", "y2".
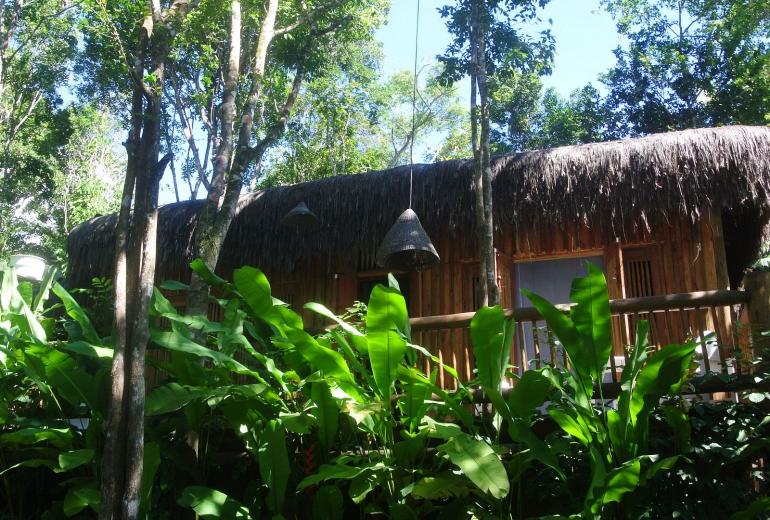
[{"x1": 409, "y1": 0, "x2": 421, "y2": 209}]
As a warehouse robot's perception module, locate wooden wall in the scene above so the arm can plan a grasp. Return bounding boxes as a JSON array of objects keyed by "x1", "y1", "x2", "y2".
[
  {"x1": 408, "y1": 211, "x2": 731, "y2": 384},
  {"x1": 164, "y1": 211, "x2": 732, "y2": 386}
]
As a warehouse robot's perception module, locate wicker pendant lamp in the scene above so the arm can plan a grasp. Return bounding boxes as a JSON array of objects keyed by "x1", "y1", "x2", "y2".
[
  {"x1": 281, "y1": 201, "x2": 318, "y2": 227},
  {"x1": 376, "y1": 0, "x2": 439, "y2": 271},
  {"x1": 376, "y1": 209, "x2": 439, "y2": 270}
]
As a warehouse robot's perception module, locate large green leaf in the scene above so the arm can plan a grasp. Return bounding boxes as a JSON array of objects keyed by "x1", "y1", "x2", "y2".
[
  {"x1": 52, "y1": 283, "x2": 100, "y2": 344},
  {"x1": 145, "y1": 383, "x2": 212, "y2": 416},
  {"x1": 438, "y1": 433, "x2": 510, "y2": 499},
  {"x1": 470, "y1": 306, "x2": 513, "y2": 394},
  {"x1": 150, "y1": 330, "x2": 253, "y2": 376},
  {"x1": 233, "y1": 266, "x2": 272, "y2": 317},
  {"x1": 25, "y1": 347, "x2": 99, "y2": 411},
  {"x1": 417, "y1": 376, "x2": 474, "y2": 431},
  {"x1": 304, "y1": 302, "x2": 365, "y2": 338},
  {"x1": 311, "y1": 380, "x2": 338, "y2": 450},
  {"x1": 399, "y1": 367, "x2": 432, "y2": 432},
  {"x1": 0, "y1": 427, "x2": 73, "y2": 448},
  {"x1": 141, "y1": 442, "x2": 161, "y2": 517},
  {"x1": 629, "y1": 343, "x2": 696, "y2": 423},
  {"x1": 152, "y1": 289, "x2": 224, "y2": 333},
  {"x1": 159, "y1": 280, "x2": 191, "y2": 291},
  {"x1": 63, "y1": 480, "x2": 100, "y2": 517},
  {"x1": 507, "y1": 418, "x2": 564, "y2": 478},
  {"x1": 258, "y1": 419, "x2": 290, "y2": 513},
  {"x1": 522, "y1": 289, "x2": 587, "y2": 393},
  {"x1": 569, "y1": 263, "x2": 612, "y2": 382},
  {"x1": 177, "y1": 486, "x2": 251, "y2": 519},
  {"x1": 298, "y1": 461, "x2": 390, "y2": 489},
  {"x1": 61, "y1": 341, "x2": 113, "y2": 361},
  {"x1": 549, "y1": 408, "x2": 591, "y2": 446},
  {"x1": 1, "y1": 266, "x2": 16, "y2": 311},
  {"x1": 287, "y1": 328, "x2": 362, "y2": 401},
  {"x1": 508, "y1": 369, "x2": 552, "y2": 419},
  {"x1": 366, "y1": 284, "x2": 408, "y2": 399},
  {"x1": 587, "y1": 458, "x2": 640, "y2": 515},
  {"x1": 189, "y1": 259, "x2": 229, "y2": 288},
  {"x1": 58, "y1": 449, "x2": 94, "y2": 471},
  {"x1": 407, "y1": 476, "x2": 470, "y2": 500},
  {"x1": 628, "y1": 342, "x2": 696, "y2": 451}
]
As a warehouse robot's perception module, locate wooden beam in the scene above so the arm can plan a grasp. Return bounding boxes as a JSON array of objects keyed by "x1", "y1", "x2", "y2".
[{"x1": 409, "y1": 290, "x2": 751, "y2": 331}]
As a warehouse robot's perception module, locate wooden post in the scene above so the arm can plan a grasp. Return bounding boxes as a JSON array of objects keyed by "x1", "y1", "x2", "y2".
[
  {"x1": 744, "y1": 271, "x2": 770, "y2": 353},
  {"x1": 707, "y1": 210, "x2": 736, "y2": 370}
]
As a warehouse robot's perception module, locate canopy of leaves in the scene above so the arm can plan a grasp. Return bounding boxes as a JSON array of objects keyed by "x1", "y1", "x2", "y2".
[
  {"x1": 600, "y1": 0, "x2": 770, "y2": 135},
  {"x1": 260, "y1": 65, "x2": 467, "y2": 186}
]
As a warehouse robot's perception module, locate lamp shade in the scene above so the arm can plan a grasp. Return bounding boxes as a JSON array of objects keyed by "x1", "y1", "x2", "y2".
[
  {"x1": 280, "y1": 201, "x2": 318, "y2": 227},
  {"x1": 9, "y1": 254, "x2": 46, "y2": 282},
  {"x1": 376, "y1": 209, "x2": 440, "y2": 271}
]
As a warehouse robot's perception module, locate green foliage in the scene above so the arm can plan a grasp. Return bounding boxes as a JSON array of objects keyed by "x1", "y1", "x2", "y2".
[
  {"x1": 2, "y1": 261, "x2": 766, "y2": 518},
  {"x1": 177, "y1": 486, "x2": 252, "y2": 519},
  {"x1": 259, "y1": 66, "x2": 468, "y2": 186},
  {"x1": 0, "y1": 265, "x2": 107, "y2": 517},
  {"x1": 438, "y1": 0, "x2": 555, "y2": 85},
  {"x1": 600, "y1": 0, "x2": 770, "y2": 135},
  {"x1": 524, "y1": 263, "x2": 697, "y2": 516},
  {"x1": 489, "y1": 74, "x2": 610, "y2": 152},
  {"x1": 488, "y1": 0, "x2": 770, "y2": 150},
  {"x1": 0, "y1": 103, "x2": 123, "y2": 266},
  {"x1": 0, "y1": 0, "x2": 122, "y2": 263}
]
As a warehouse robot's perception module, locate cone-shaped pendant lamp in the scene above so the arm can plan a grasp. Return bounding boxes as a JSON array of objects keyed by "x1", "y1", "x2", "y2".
[
  {"x1": 375, "y1": 0, "x2": 438, "y2": 272},
  {"x1": 280, "y1": 201, "x2": 318, "y2": 227},
  {"x1": 376, "y1": 208, "x2": 439, "y2": 271}
]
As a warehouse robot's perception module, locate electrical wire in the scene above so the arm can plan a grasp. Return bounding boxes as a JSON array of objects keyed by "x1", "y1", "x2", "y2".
[{"x1": 409, "y1": 0, "x2": 421, "y2": 209}]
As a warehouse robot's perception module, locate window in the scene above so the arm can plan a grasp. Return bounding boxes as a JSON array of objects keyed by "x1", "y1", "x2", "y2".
[
  {"x1": 515, "y1": 255, "x2": 605, "y2": 306},
  {"x1": 515, "y1": 256, "x2": 605, "y2": 368},
  {"x1": 622, "y1": 246, "x2": 658, "y2": 297}
]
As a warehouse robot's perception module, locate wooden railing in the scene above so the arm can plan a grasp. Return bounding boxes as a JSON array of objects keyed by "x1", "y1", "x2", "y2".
[{"x1": 410, "y1": 290, "x2": 751, "y2": 385}]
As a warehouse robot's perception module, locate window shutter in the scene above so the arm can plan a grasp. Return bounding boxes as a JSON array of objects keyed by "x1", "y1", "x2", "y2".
[{"x1": 623, "y1": 246, "x2": 661, "y2": 298}]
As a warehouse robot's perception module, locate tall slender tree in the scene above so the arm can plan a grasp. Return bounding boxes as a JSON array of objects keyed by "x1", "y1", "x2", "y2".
[
  {"x1": 165, "y1": 0, "x2": 386, "y2": 317},
  {"x1": 81, "y1": 1, "x2": 199, "y2": 518},
  {"x1": 439, "y1": 0, "x2": 553, "y2": 306}
]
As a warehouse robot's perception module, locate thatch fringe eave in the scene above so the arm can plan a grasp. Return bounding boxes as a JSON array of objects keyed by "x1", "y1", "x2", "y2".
[{"x1": 66, "y1": 125, "x2": 770, "y2": 289}]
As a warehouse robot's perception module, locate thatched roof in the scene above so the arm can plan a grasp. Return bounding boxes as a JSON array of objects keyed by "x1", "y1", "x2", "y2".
[{"x1": 67, "y1": 125, "x2": 770, "y2": 289}]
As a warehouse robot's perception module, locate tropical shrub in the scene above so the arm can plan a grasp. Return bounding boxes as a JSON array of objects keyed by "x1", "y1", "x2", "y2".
[
  {"x1": 146, "y1": 266, "x2": 508, "y2": 517},
  {"x1": 1, "y1": 260, "x2": 765, "y2": 518},
  {"x1": 0, "y1": 264, "x2": 109, "y2": 518}
]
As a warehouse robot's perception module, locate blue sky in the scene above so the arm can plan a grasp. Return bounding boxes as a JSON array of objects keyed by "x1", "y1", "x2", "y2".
[{"x1": 377, "y1": 0, "x2": 621, "y2": 96}]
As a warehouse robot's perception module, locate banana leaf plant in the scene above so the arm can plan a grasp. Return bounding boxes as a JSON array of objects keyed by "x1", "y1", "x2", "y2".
[
  {"x1": 149, "y1": 264, "x2": 511, "y2": 518},
  {"x1": 519, "y1": 263, "x2": 697, "y2": 517},
  {"x1": 0, "y1": 264, "x2": 118, "y2": 517}
]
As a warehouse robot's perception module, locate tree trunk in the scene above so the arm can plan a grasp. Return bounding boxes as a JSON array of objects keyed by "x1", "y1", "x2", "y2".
[
  {"x1": 186, "y1": 0, "x2": 304, "y2": 319},
  {"x1": 99, "y1": 13, "x2": 151, "y2": 518},
  {"x1": 186, "y1": 0, "x2": 244, "y2": 318},
  {"x1": 100, "y1": 1, "x2": 194, "y2": 516},
  {"x1": 475, "y1": 8, "x2": 499, "y2": 306},
  {"x1": 470, "y1": 0, "x2": 491, "y2": 308}
]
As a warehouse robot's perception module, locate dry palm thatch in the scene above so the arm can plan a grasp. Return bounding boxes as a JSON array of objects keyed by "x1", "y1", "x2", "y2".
[{"x1": 66, "y1": 125, "x2": 770, "y2": 289}]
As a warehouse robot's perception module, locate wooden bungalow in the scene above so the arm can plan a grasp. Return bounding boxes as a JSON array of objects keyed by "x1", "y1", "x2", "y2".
[{"x1": 66, "y1": 126, "x2": 770, "y2": 383}]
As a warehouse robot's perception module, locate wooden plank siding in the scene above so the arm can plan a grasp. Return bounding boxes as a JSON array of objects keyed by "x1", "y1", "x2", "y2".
[{"x1": 156, "y1": 211, "x2": 735, "y2": 387}]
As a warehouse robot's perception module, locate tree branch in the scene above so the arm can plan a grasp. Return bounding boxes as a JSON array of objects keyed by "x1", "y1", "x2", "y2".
[
  {"x1": 167, "y1": 74, "x2": 211, "y2": 190},
  {"x1": 247, "y1": 64, "x2": 305, "y2": 163},
  {"x1": 6, "y1": 0, "x2": 83, "y2": 65}
]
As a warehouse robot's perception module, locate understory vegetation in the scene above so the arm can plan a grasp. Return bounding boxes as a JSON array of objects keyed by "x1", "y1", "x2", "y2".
[{"x1": 0, "y1": 262, "x2": 767, "y2": 519}]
